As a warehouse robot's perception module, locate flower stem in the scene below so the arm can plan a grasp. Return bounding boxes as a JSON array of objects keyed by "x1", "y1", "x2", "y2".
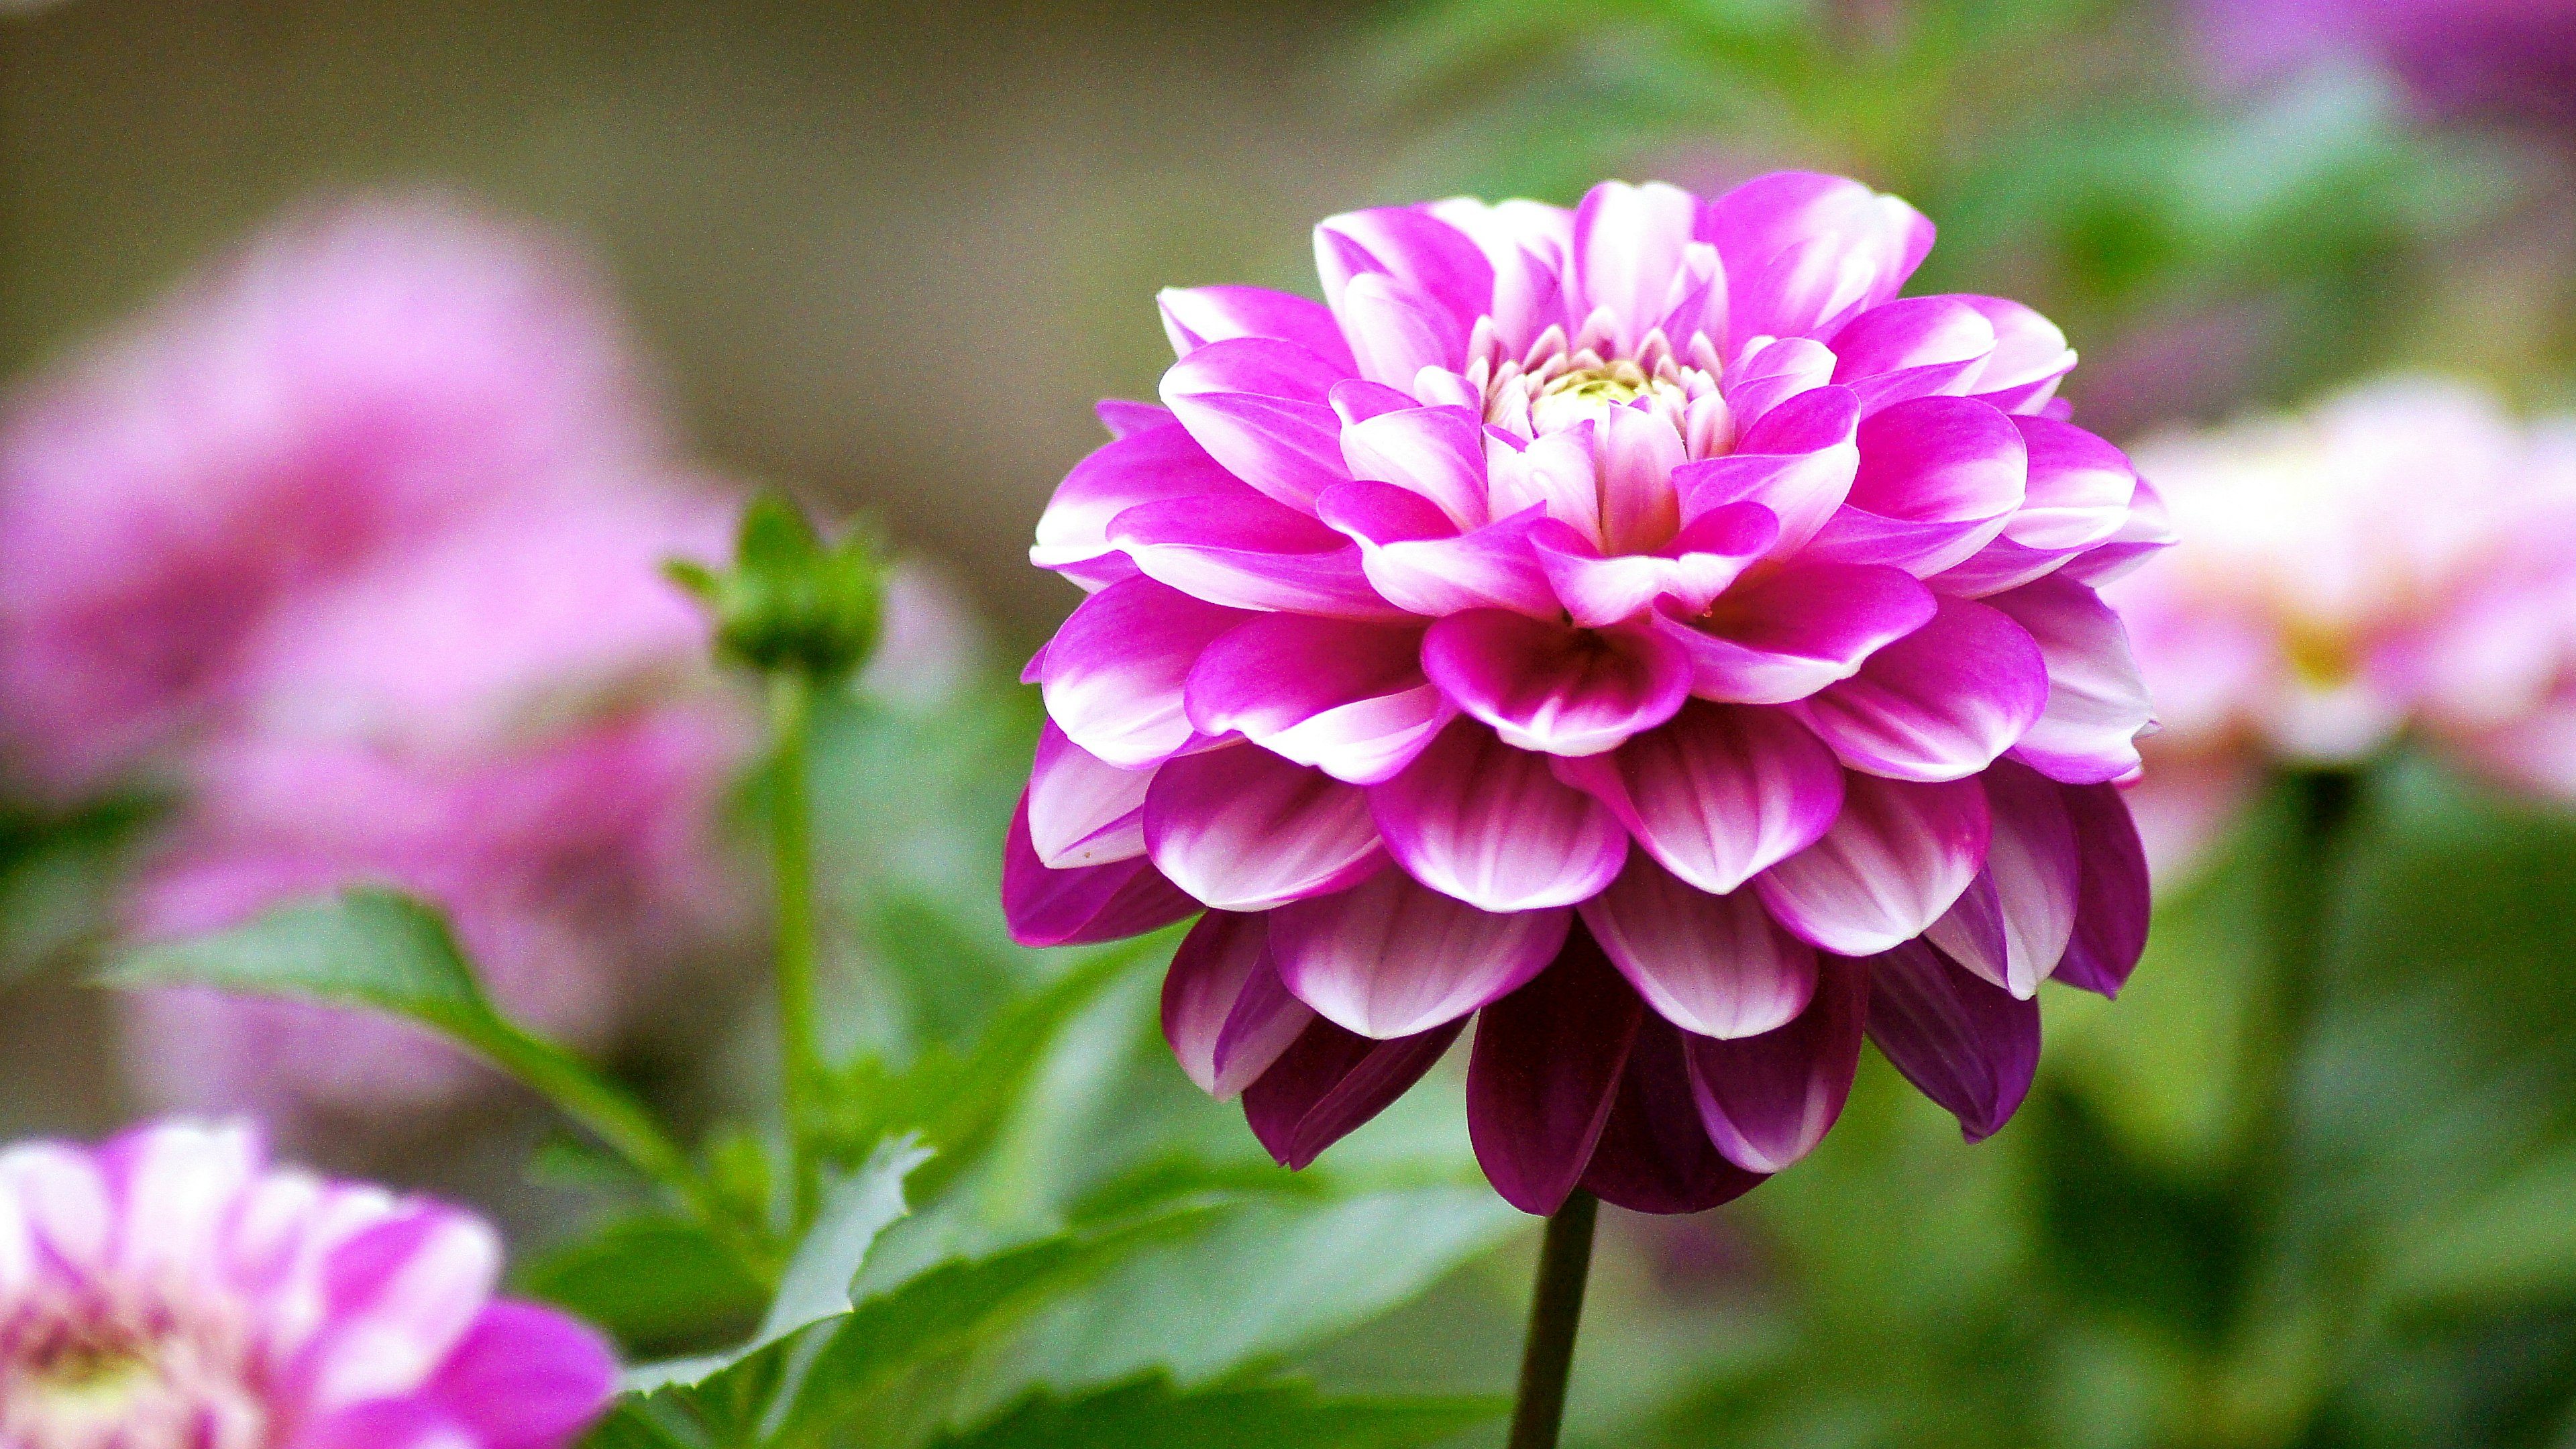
[
  {"x1": 769, "y1": 669, "x2": 826, "y2": 1225},
  {"x1": 1507, "y1": 1189, "x2": 1599, "y2": 1449}
]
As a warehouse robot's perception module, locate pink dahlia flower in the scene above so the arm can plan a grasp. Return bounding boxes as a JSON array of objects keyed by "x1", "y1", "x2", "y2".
[
  {"x1": 2108, "y1": 377, "x2": 2576, "y2": 871},
  {"x1": 0, "y1": 195, "x2": 657, "y2": 798},
  {"x1": 121, "y1": 489, "x2": 749, "y2": 1128},
  {"x1": 2196, "y1": 0, "x2": 2576, "y2": 126},
  {"x1": 0, "y1": 1118, "x2": 613, "y2": 1448},
  {"x1": 1006, "y1": 174, "x2": 2169, "y2": 1214}
]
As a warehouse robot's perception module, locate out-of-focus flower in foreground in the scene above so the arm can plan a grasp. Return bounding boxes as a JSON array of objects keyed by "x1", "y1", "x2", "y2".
[
  {"x1": 0, "y1": 1118, "x2": 613, "y2": 1448},
  {"x1": 1007, "y1": 173, "x2": 2169, "y2": 1214},
  {"x1": 2197, "y1": 0, "x2": 2576, "y2": 127},
  {"x1": 0, "y1": 197, "x2": 659, "y2": 800},
  {"x1": 2109, "y1": 376, "x2": 2576, "y2": 871}
]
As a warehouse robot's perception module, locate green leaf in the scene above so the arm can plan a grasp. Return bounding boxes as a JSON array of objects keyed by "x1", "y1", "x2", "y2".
[
  {"x1": 930, "y1": 1374, "x2": 1505, "y2": 1449},
  {"x1": 521, "y1": 1216, "x2": 769, "y2": 1357},
  {"x1": 2390, "y1": 1143, "x2": 2576, "y2": 1311},
  {"x1": 625, "y1": 1135, "x2": 931, "y2": 1393}
]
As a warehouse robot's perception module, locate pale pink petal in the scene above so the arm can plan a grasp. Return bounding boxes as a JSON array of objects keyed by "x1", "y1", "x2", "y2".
[
  {"x1": 1368, "y1": 720, "x2": 1629, "y2": 911},
  {"x1": 1269, "y1": 868, "x2": 1570, "y2": 1038},
  {"x1": 1580, "y1": 853, "x2": 1819, "y2": 1039},
  {"x1": 1159, "y1": 337, "x2": 1352, "y2": 511},
  {"x1": 1570, "y1": 181, "x2": 1705, "y2": 356},
  {"x1": 1159, "y1": 284, "x2": 1357, "y2": 372},
  {"x1": 1792, "y1": 596, "x2": 2049, "y2": 782},
  {"x1": 1999, "y1": 415, "x2": 2135, "y2": 552},
  {"x1": 1185, "y1": 613, "x2": 1452, "y2": 785},
  {"x1": 1314, "y1": 205, "x2": 1494, "y2": 343},
  {"x1": 1025, "y1": 722, "x2": 1150, "y2": 869},
  {"x1": 1685, "y1": 953, "x2": 1867, "y2": 1173},
  {"x1": 2057, "y1": 475, "x2": 2178, "y2": 588},
  {"x1": 1340, "y1": 403, "x2": 1490, "y2": 529},
  {"x1": 1144, "y1": 745, "x2": 1386, "y2": 912},
  {"x1": 303, "y1": 1205, "x2": 500, "y2": 1411},
  {"x1": 1755, "y1": 772, "x2": 1990, "y2": 955},
  {"x1": 1986, "y1": 575, "x2": 2154, "y2": 784},
  {"x1": 1595, "y1": 402, "x2": 1689, "y2": 555},
  {"x1": 1946, "y1": 296, "x2": 2076, "y2": 414},
  {"x1": 1162, "y1": 911, "x2": 1316, "y2": 1098},
  {"x1": 1094, "y1": 398, "x2": 1173, "y2": 439},
  {"x1": 1653, "y1": 562, "x2": 1936, "y2": 706},
  {"x1": 1863, "y1": 938, "x2": 2039, "y2": 1142},
  {"x1": 1466, "y1": 929, "x2": 1645, "y2": 1214},
  {"x1": 1925, "y1": 761, "x2": 2079, "y2": 998},
  {"x1": 1550, "y1": 701, "x2": 1843, "y2": 894},
  {"x1": 1702, "y1": 171, "x2": 1933, "y2": 345},
  {"x1": 1317, "y1": 482, "x2": 1559, "y2": 619},
  {"x1": 1421, "y1": 610, "x2": 1690, "y2": 757},
  {"x1": 1336, "y1": 272, "x2": 1464, "y2": 388},
  {"x1": 1033, "y1": 576, "x2": 1252, "y2": 768},
  {"x1": 1722, "y1": 337, "x2": 1839, "y2": 435}
]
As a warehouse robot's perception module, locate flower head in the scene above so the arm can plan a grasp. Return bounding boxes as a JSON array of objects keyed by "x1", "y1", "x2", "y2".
[
  {"x1": 0, "y1": 1118, "x2": 613, "y2": 1448},
  {"x1": 1007, "y1": 174, "x2": 2167, "y2": 1214},
  {"x1": 2108, "y1": 377, "x2": 2576, "y2": 869}
]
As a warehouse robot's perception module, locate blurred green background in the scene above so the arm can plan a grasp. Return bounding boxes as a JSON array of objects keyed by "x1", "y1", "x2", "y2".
[{"x1": 9, "y1": 1, "x2": 2576, "y2": 1445}]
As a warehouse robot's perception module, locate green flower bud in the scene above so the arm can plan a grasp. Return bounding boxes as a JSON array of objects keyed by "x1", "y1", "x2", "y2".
[{"x1": 668, "y1": 493, "x2": 885, "y2": 683}]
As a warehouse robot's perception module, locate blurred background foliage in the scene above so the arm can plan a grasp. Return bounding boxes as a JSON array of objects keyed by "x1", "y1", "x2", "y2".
[{"x1": 7, "y1": 0, "x2": 2576, "y2": 1445}]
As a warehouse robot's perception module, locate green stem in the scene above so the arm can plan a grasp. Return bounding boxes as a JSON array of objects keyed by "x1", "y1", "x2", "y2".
[
  {"x1": 1507, "y1": 1189, "x2": 1599, "y2": 1449},
  {"x1": 769, "y1": 671, "x2": 826, "y2": 1226}
]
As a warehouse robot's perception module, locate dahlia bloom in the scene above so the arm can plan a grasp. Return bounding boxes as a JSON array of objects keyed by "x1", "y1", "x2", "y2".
[
  {"x1": 1006, "y1": 174, "x2": 2167, "y2": 1214},
  {"x1": 2107, "y1": 377, "x2": 2576, "y2": 871},
  {"x1": 123, "y1": 491, "x2": 749, "y2": 1126},
  {"x1": 0, "y1": 196, "x2": 657, "y2": 798},
  {"x1": 0, "y1": 1118, "x2": 612, "y2": 1448},
  {"x1": 2196, "y1": 0, "x2": 2576, "y2": 126}
]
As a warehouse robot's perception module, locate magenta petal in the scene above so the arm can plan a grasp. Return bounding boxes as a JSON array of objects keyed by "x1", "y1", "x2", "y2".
[
  {"x1": 1925, "y1": 761, "x2": 2078, "y2": 998},
  {"x1": 1467, "y1": 926, "x2": 1646, "y2": 1215},
  {"x1": 1685, "y1": 953, "x2": 1867, "y2": 1173},
  {"x1": 1315, "y1": 205, "x2": 1496, "y2": 343},
  {"x1": 1579, "y1": 1016, "x2": 1768, "y2": 1214},
  {"x1": 2000, "y1": 416, "x2": 2135, "y2": 552},
  {"x1": 1318, "y1": 483, "x2": 1560, "y2": 619},
  {"x1": 1025, "y1": 722, "x2": 1149, "y2": 869},
  {"x1": 1863, "y1": 938, "x2": 2039, "y2": 1142},
  {"x1": 2053, "y1": 780, "x2": 2150, "y2": 998},
  {"x1": 1570, "y1": 180, "x2": 1705, "y2": 355},
  {"x1": 1185, "y1": 613, "x2": 1452, "y2": 786},
  {"x1": 1805, "y1": 396, "x2": 2028, "y2": 577},
  {"x1": 1369, "y1": 720, "x2": 1629, "y2": 911},
  {"x1": 1242, "y1": 1014, "x2": 1465, "y2": 1170},
  {"x1": 1947, "y1": 296, "x2": 2076, "y2": 414},
  {"x1": 1110, "y1": 492, "x2": 1406, "y2": 621},
  {"x1": 1096, "y1": 400, "x2": 1174, "y2": 439},
  {"x1": 1792, "y1": 596, "x2": 2049, "y2": 784},
  {"x1": 1921, "y1": 533, "x2": 2075, "y2": 598},
  {"x1": 1035, "y1": 576, "x2": 1252, "y2": 768},
  {"x1": 1654, "y1": 563, "x2": 1936, "y2": 706},
  {"x1": 1159, "y1": 284, "x2": 1357, "y2": 372},
  {"x1": 425, "y1": 1300, "x2": 616, "y2": 1449},
  {"x1": 1004, "y1": 792, "x2": 1199, "y2": 947},
  {"x1": 2057, "y1": 474, "x2": 2178, "y2": 588},
  {"x1": 1703, "y1": 172, "x2": 1933, "y2": 343},
  {"x1": 1531, "y1": 505, "x2": 1775, "y2": 627},
  {"x1": 1985, "y1": 576, "x2": 2153, "y2": 785},
  {"x1": 1269, "y1": 867, "x2": 1570, "y2": 1038},
  {"x1": 1336, "y1": 271, "x2": 1464, "y2": 388},
  {"x1": 1422, "y1": 610, "x2": 1689, "y2": 757},
  {"x1": 1159, "y1": 337, "x2": 1354, "y2": 511},
  {"x1": 1552, "y1": 702, "x2": 1841, "y2": 896},
  {"x1": 1144, "y1": 745, "x2": 1386, "y2": 912},
  {"x1": 1032, "y1": 422, "x2": 1265, "y2": 580},
  {"x1": 1829, "y1": 297, "x2": 1998, "y2": 415},
  {"x1": 1163, "y1": 911, "x2": 1314, "y2": 1097},
  {"x1": 1721, "y1": 337, "x2": 1838, "y2": 435},
  {"x1": 295, "y1": 1402, "x2": 481, "y2": 1449},
  {"x1": 1340, "y1": 404, "x2": 1491, "y2": 530},
  {"x1": 1580, "y1": 853, "x2": 1819, "y2": 1039},
  {"x1": 1755, "y1": 772, "x2": 1990, "y2": 956},
  {"x1": 1672, "y1": 386, "x2": 1860, "y2": 555}
]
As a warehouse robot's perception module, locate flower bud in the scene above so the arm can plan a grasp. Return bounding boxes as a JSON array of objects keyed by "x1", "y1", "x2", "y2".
[{"x1": 670, "y1": 493, "x2": 885, "y2": 683}]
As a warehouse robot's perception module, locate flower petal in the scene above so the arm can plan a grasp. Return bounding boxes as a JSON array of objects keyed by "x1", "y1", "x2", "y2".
[
  {"x1": 1580, "y1": 1016, "x2": 1768, "y2": 1214},
  {"x1": 1144, "y1": 745, "x2": 1386, "y2": 912},
  {"x1": 1721, "y1": 337, "x2": 1839, "y2": 436},
  {"x1": 1110, "y1": 491, "x2": 1405, "y2": 620},
  {"x1": 1570, "y1": 180, "x2": 1707, "y2": 356},
  {"x1": 1094, "y1": 398, "x2": 1173, "y2": 439},
  {"x1": 1792, "y1": 595, "x2": 2049, "y2": 782},
  {"x1": 1163, "y1": 910, "x2": 1315, "y2": 1097},
  {"x1": 1685, "y1": 953, "x2": 1867, "y2": 1173},
  {"x1": 1862, "y1": 938, "x2": 2039, "y2": 1142},
  {"x1": 1672, "y1": 385, "x2": 1860, "y2": 555},
  {"x1": 1804, "y1": 396, "x2": 2028, "y2": 577},
  {"x1": 1032, "y1": 421, "x2": 1264, "y2": 583},
  {"x1": 1025, "y1": 722, "x2": 1149, "y2": 869},
  {"x1": 425, "y1": 1300, "x2": 617, "y2": 1449},
  {"x1": 1159, "y1": 337, "x2": 1352, "y2": 511},
  {"x1": 1340, "y1": 403, "x2": 1490, "y2": 530},
  {"x1": 1336, "y1": 271, "x2": 1466, "y2": 388},
  {"x1": 1269, "y1": 867, "x2": 1571, "y2": 1038},
  {"x1": 1004, "y1": 792, "x2": 1199, "y2": 947},
  {"x1": 1551, "y1": 701, "x2": 1842, "y2": 895},
  {"x1": 1421, "y1": 610, "x2": 1690, "y2": 758},
  {"x1": 1370, "y1": 720, "x2": 1629, "y2": 911},
  {"x1": 1654, "y1": 562, "x2": 1937, "y2": 706},
  {"x1": 1580, "y1": 853, "x2": 1819, "y2": 1038},
  {"x1": 1531, "y1": 504, "x2": 1777, "y2": 628},
  {"x1": 1466, "y1": 926, "x2": 1646, "y2": 1214},
  {"x1": 1159, "y1": 284, "x2": 1357, "y2": 372},
  {"x1": 2051, "y1": 780, "x2": 2150, "y2": 998},
  {"x1": 1998, "y1": 415, "x2": 2135, "y2": 552},
  {"x1": 1925, "y1": 760, "x2": 2078, "y2": 998},
  {"x1": 1947, "y1": 295, "x2": 2075, "y2": 414},
  {"x1": 1317, "y1": 482, "x2": 1559, "y2": 619},
  {"x1": 1034, "y1": 576, "x2": 1253, "y2": 768},
  {"x1": 1755, "y1": 772, "x2": 1990, "y2": 955},
  {"x1": 1829, "y1": 296, "x2": 1997, "y2": 415},
  {"x1": 1185, "y1": 614, "x2": 1452, "y2": 786},
  {"x1": 1985, "y1": 575, "x2": 2153, "y2": 785},
  {"x1": 2058, "y1": 476, "x2": 2178, "y2": 588},
  {"x1": 1242, "y1": 1013, "x2": 1466, "y2": 1170},
  {"x1": 1315, "y1": 204, "x2": 1496, "y2": 344},
  {"x1": 306, "y1": 1204, "x2": 500, "y2": 1411}
]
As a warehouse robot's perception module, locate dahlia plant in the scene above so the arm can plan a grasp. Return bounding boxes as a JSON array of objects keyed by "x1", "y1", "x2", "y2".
[{"x1": 1006, "y1": 172, "x2": 2168, "y2": 1442}]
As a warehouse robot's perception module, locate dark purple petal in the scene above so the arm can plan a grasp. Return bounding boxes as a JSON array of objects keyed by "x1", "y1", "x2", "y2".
[
  {"x1": 1863, "y1": 938, "x2": 2039, "y2": 1142},
  {"x1": 1185, "y1": 613, "x2": 1451, "y2": 786},
  {"x1": 1579, "y1": 853, "x2": 1819, "y2": 1039},
  {"x1": 1159, "y1": 284, "x2": 1357, "y2": 372},
  {"x1": 1269, "y1": 866, "x2": 1570, "y2": 1039},
  {"x1": 1686, "y1": 953, "x2": 1868, "y2": 1173},
  {"x1": 1369, "y1": 720, "x2": 1629, "y2": 912},
  {"x1": 1755, "y1": 772, "x2": 1991, "y2": 956},
  {"x1": 2052, "y1": 780, "x2": 2150, "y2": 998},
  {"x1": 1466, "y1": 926, "x2": 1646, "y2": 1214},
  {"x1": 1790, "y1": 596, "x2": 2049, "y2": 783},
  {"x1": 1580, "y1": 1016, "x2": 1768, "y2": 1214},
  {"x1": 1422, "y1": 610, "x2": 1690, "y2": 757},
  {"x1": 1242, "y1": 1015, "x2": 1466, "y2": 1171},
  {"x1": 1550, "y1": 702, "x2": 1843, "y2": 896},
  {"x1": 1004, "y1": 792, "x2": 1199, "y2": 947},
  {"x1": 1034, "y1": 576, "x2": 1253, "y2": 769},
  {"x1": 1144, "y1": 745, "x2": 1385, "y2": 912},
  {"x1": 1159, "y1": 337, "x2": 1353, "y2": 511}
]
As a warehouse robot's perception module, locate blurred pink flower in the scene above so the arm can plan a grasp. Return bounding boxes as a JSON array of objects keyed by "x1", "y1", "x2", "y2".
[
  {"x1": 2107, "y1": 376, "x2": 2576, "y2": 871},
  {"x1": 0, "y1": 1118, "x2": 613, "y2": 1447},
  {"x1": 123, "y1": 490, "x2": 751, "y2": 1126},
  {"x1": 1008, "y1": 174, "x2": 2167, "y2": 1214},
  {"x1": 2197, "y1": 0, "x2": 2576, "y2": 127},
  {"x1": 0, "y1": 196, "x2": 660, "y2": 797}
]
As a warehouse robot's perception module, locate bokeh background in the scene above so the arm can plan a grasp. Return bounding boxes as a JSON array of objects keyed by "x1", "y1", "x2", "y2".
[{"x1": 7, "y1": 1, "x2": 2576, "y2": 1445}]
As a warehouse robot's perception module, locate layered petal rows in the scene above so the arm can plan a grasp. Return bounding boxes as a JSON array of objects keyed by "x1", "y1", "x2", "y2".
[{"x1": 1009, "y1": 174, "x2": 2168, "y2": 1214}]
